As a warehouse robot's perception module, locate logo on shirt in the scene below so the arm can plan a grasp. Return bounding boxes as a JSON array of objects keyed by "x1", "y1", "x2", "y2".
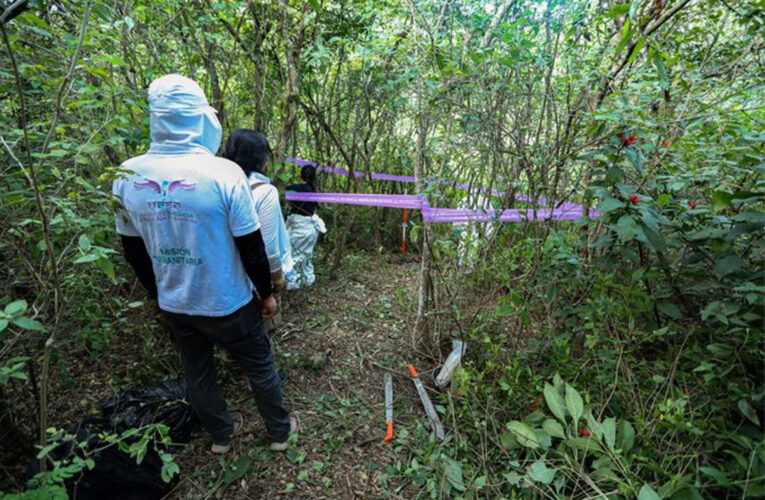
[
  {"x1": 134, "y1": 177, "x2": 199, "y2": 223},
  {"x1": 134, "y1": 178, "x2": 197, "y2": 197}
]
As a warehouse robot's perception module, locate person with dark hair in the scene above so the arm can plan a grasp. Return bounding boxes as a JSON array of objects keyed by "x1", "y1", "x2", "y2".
[
  {"x1": 112, "y1": 75, "x2": 297, "y2": 454},
  {"x1": 285, "y1": 165, "x2": 326, "y2": 289},
  {"x1": 223, "y1": 130, "x2": 293, "y2": 293}
]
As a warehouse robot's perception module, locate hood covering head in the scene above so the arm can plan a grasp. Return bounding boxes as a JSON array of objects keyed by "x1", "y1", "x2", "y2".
[{"x1": 147, "y1": 74, "x2": 222, "y2": 155}]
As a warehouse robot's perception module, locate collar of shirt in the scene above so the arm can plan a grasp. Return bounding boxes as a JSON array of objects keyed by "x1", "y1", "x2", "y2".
[{"x1": 249, "y1": 172, "x2": 271, "y2": 184}]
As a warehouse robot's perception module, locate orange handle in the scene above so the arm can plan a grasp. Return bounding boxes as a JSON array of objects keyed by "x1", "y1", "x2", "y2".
[
  {"x1": 407, "y1": 364, "x2": 419, "y2": 378},
  {"x1": 384, "y1": 422, "x2": 394, "y2": 442}
]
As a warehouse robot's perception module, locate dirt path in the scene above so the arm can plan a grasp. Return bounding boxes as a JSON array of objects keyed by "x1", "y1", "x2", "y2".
[{"x1": 167, "y1": 253, "x2": 427, "y2": 499}]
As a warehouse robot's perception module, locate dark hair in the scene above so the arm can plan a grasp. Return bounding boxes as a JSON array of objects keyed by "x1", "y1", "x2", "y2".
[
  {"x1": 222, "y1": 129, "x2": 272, "y2": 177},
  {"x1": 300, "y1": 165, "x2": 317, "y2": 191}
]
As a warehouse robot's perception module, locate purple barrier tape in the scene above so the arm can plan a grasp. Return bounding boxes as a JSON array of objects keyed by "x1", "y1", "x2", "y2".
[
  {"x1": 422, "y1": 206, "x2": 593, "y2": 223},
  {"x1": 284, "y1": 191, "x2": 600, "y2": 222},
  {"x1": 283, "y1": 157, "x2": 599, "y2": 217}
]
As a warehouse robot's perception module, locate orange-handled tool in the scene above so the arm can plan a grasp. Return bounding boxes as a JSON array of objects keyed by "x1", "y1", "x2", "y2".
[{"x1": 384, "y1": 373, "x2": 394, "y2": 442}]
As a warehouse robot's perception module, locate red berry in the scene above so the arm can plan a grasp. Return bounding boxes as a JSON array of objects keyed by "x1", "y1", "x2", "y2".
[{"x1": 620, "y1": 132, "x2": 637, "y2": 146}]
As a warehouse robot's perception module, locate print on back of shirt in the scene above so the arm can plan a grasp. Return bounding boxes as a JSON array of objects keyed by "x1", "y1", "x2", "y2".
[{"x1": 134, "y1": 176, "x2": 200, "y2": 225}]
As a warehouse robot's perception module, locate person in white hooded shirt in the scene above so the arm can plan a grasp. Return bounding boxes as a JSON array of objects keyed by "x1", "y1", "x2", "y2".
[
  {"x1": 112, "y1": 74, "x2": 296, "y2": 453},
  {"x1": 222, "y1": 129, "x2": 293, "y2": 291}
]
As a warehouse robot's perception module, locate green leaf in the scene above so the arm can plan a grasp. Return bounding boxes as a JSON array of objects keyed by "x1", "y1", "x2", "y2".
[
  {"x1": 223, "y1": 456, "x2": 252, "y2": 487},
  {"x1": 614, "y1": 215, "x2": 639, "y2": 242},
  {"x1": 615, "y1": 19, "x2": 632, "y2": 57},
  {"x1": 443, "y1": 457, "x2": 466, "y2": 491},
  {"x1": 507, "y1": 421, "x2": 541, "y2": 449},
  {"x1": 544, "y1": 383, "x2": 567, "y2": 423},
  {"x1": 641, "y1": 223, "x2": 666, "y2": 252},
  {"x1": 528, "y1": 461, "x2": 555, "y2": 484},
  {"x1": 11, "y1": 316, "x2": 47, "y2": 332},
  {"x1": 565, "y1": 384, "x2": 584, "y2": 427},
  {"x1": 4, "y1": 300, "x2": 27, "y2": 316},
  {"x1": 0, "y1": 319, "x2": 8, "y2": 332},
  {"x1": 473, "y1": 475, "x2": 486, "y2": 489},
  {"x1": 714, "y1": 255, "x2": 743, "y2": 279},
  {"x1": 738, "y1": 400, "x2": 761, "y2": 426},
  {"x1": 652, "y1": 50, "x2": 668, "y2": 81},
  {"x1": 542, "y1": 419, "x2": 566, "y2": 439},
  {"x1": 504, "y1": 471, "x2": 522, "y2": 486},
  {"x1": 602, "y1": 418, "x2": 616, "y2": 451},
  {"x1": 628, "y1": 38, "x2": 646, "y2": 65},
  {"x1": 98, "y1": 258, "x2": 116, "y2": 281},
  {"x1": 699, "y1": 467, "x2": 730, "y2": 487},
  {"x1": 624, "y1": 143, "x2": 643, "y2": 173},
  {"x1": 597, "y1": 198, "x2": 626, "y2": 213},
  {"x1": 78, "y1": 234, "x2": 91, "y2": 252},
  {"x1": 638, "y1": 484, "x2": 663, "y2": 500},
  {"x1": 74, "y1": 254, "x2": 100, "y2": 264},
  {"x1": 671, "y1": 487, "x2": 704, "y2": 500},
  {"x1": 711, "y1": 191, "x2": 733, "y2": 211},
  {"x1": 657, "y1": 303, "x2": 682, "y2": 319},
  {"x1": 307, "y1": 0, "x2": 321, "y2": 12},
  {"x1": 605, "y1": 3, "x2": 631, "y2": 18}
]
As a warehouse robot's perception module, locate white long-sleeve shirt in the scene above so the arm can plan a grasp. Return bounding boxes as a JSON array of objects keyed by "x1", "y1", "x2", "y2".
[{"x1": 248, "y1": 172, "x2": 294, "y2": 273}]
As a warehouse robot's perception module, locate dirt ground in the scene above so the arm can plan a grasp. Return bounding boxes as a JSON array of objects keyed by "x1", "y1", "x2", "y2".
[{"x1": 33, "y1": 252, "x2": 440, "y2": 499}]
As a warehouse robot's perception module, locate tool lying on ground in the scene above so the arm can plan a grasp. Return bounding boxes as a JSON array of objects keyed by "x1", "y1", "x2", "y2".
[
  {"x1": 384, "y1": 373, "x2": 394, "y2": 442},
  {"x1": 435, "y1": 340, "x2": 466, "y2": 390},
  {"x1": 407, "y1": 364, "x2": 445, "y2": 439}
]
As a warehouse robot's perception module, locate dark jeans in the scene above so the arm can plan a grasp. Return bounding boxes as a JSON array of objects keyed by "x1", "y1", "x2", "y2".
[{"x1": 162, "y1": 298, "x2": 291, "y2": 443}]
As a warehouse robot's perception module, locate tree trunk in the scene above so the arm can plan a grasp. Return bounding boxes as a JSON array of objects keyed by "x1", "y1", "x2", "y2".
[{"x1": 413, "y1": 105, "x2": 433, "y2": 349}]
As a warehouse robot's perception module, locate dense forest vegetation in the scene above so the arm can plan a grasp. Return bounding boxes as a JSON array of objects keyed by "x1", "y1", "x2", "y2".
[{"x1": 0, "y1": 0, "x2": 763, "y2": 498}]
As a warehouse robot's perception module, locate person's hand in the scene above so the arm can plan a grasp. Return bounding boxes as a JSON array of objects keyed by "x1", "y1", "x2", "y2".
[
  {"x1": 150, "y1": 299, "x2": 170, "y2": 331},
  {"x1": 261, "y1": 295, "x2": 278, "y2": 319}
]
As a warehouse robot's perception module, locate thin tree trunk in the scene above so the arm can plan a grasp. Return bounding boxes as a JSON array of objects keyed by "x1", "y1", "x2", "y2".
[{"x1": 413, "y1": 103, "x2": 433, "y2": 349}]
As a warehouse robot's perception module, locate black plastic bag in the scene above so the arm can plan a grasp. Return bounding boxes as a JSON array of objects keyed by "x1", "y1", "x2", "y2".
[
  {"x1": 99, "y1": 378, "x2": 200, "y2": 443},
  {"x1": 29, "y1": 378, "x2": 200, "y2": 500}
]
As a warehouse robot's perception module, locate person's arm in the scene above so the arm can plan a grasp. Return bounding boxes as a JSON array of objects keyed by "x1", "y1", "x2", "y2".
[
  {"x1": 234, "y1": 229, "x2": 273, "y2": 300},
  {"x1": 228, "y1": 173, "x2": 276, "y2": 317},
  {"x1": 257, "y1": 186, "x2": 283, "y2": 273},
  {"x1": 120, "y1": 235, "x2": 157, "y2": 299}
]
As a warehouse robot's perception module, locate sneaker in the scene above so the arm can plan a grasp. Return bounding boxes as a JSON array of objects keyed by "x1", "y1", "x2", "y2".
[
  {"x1": 211, "y1": 412, "x2": 244, "y2": 454},
  {"x1": 270, "y1": 415, "x2": 299, "y2": 452}
]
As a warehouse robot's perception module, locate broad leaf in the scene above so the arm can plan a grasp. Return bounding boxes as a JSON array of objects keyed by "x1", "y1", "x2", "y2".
[
  {"x1": 737, "y1": 400, "x2": 760, "y2": 426},
  {"x1": 714, "y1": 255, "x2": 743, "y2": 279},
  {"x1": 507, "y1": 421, "x2": 540, "y2": 449},
  {"x1": 544, "y1": 383, "x2": 566, "y2": 423},
  {"x1": 12, "y1": 316, "x2": 47, "y2": 332},
  {"x1": 4, "y1": 300, "x2": 27, "y2": 316},
  {"x1": 620, "y1": 420, "x2": 635, "y2": 453},
  {"x1": 565, "y1": 384, "x2": 584, "y2": 426},
  {"x1": 699, "y1": 466, "x2": 730, "y2": 486},
  {"x1": 602, "y1": 418, "x2": 616, "y2": 451},
  {"x1": 542, "y1": 419, "x2": 565, "y2": 439},
  {"x1": 528, "y1": 461, "x2": 555, "y2": 484},
  {"x1": 638, "y1": 484, "x2": 662, "y2": 500}
]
